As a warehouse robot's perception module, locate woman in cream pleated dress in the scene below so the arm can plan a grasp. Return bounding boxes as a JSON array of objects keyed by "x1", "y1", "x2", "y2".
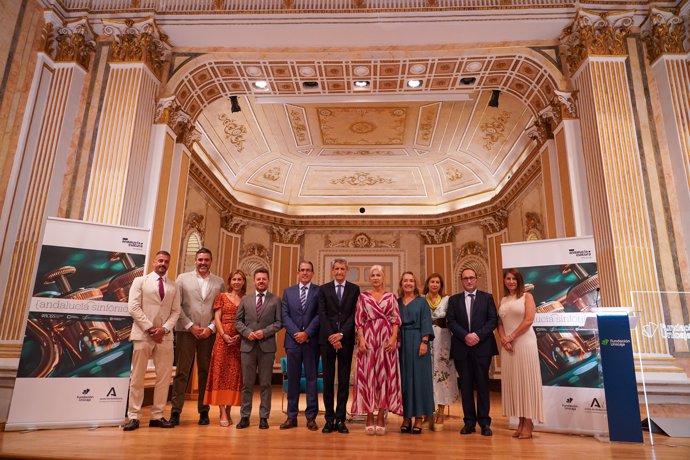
[{"x1": 497, "y1": 268, "x2": 544, "y2": 439}]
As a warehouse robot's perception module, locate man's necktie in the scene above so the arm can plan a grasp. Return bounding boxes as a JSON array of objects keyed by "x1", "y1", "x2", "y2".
[
  {"x1": 300, "y1": 286, "x2": 307, "y2": 312},
  {"x1": 336, "y1": 284, "x2": 343, "y2": 302},
  {"x1": 467, "y1": 293, "x2": 475, "y2": 330},
  {"x1": 256, "y1": 292, "x2": 264, "y2": 318},
  {"x1": 158, "y1": 277, "x2": 165, "y2": 301}
]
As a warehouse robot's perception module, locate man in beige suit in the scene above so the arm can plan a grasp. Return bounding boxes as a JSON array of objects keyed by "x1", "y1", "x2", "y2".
[
  {"x1": 170, "y1": 247, "x2": 225, "y2": 426},
  {"x1": 124, "y1": 250, "x2": 181, "y2": 431},
  {"x1": 235, "y1": 268, "x2": 282, "y2": 429}
]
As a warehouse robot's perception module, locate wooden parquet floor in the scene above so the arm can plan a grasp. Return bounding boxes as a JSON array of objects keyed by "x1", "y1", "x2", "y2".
[{"x1": 1, "y1": 388, "x2": 689, "y2": 459}]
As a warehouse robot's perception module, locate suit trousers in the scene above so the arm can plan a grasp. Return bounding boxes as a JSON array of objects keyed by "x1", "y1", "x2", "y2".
[
  {"x1": 455, "y1": 355, "x2": 493, "y2": 427},
  {"x1": 171, "y1": 331, "x2": 215, "y2": 414},
  {"x1": 128, "y1": 339, "x2": 173, "y2": 420},
  {"x1": 240, "y1": 346, "x2": 275, "y2": 419},
  {"x1": 286, "y1": 344, "x2": 319, "y2": 420},
  {"x1": 320, "y1": 343, "x2": 354, "y2": 423}
]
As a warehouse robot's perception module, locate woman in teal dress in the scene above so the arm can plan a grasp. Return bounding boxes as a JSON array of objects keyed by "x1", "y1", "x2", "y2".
[{"x1": 398, "y1": 271, "x2": 435, "y2": 434}]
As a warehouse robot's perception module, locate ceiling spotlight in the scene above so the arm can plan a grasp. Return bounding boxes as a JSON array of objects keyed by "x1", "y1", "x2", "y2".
[
  {"x1": 253, "y1": 80, "x2": 269, "y2": 90},
  {"x1": 229, "y1": 95, "x2": 241, "y2": 113},
  {"x1": 488, "y1": 89, "x2": 501, "y2": 108},
  {"x1": 353, "y1": 80, "x2": 370, "y2": 88},
  {"x1": 407, "y1": 79, "x2": 423, "y2": 88}
]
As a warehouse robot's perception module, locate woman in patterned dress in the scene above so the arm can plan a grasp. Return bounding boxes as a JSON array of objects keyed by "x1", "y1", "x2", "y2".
[
  {"x1": 203, "y1": 269, "x2": 246, "y2": 427},
  {"x1": 351, "y1": 265, "x2": 402, "y2": 435},
  {"x1": 423, "y1": 273, "x2": 459, "y2": 431}
]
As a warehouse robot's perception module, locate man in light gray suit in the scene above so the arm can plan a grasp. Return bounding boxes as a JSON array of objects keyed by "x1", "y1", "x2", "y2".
[
  {"x1": 235, "y1": 268, "x2": 282, "y2": 429},
  {"x1": 170, "y1": 247, "x2": 225, "y2": 426}
]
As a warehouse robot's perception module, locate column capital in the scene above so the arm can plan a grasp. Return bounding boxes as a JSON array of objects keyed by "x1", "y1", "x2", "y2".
[
  {"x1": 41, "y1": 13, "x2": 97, "y2": 70},
  {"x1": 102, "y1": 17, "x2": 170, "y2": 79},
  {"x1": 154, "y1": 96, "x2": 200, "y2": 149},
  {"x1": 272, "y1": 226, "x2": 305, "y2": 244},
  {"x1": 560, "y1": 10, "x2": 635, "y2": 73},
  {"x1": 526, "y1": 114, "x2": 554, "y2": 148},
  {"x1": 419, "y1": 226, "x2": 454, "y2": 245},
  {"x1": 480, "y1": 209, "x2": 508, "y2": 235},
  {"x1": 220, "y1": 211, "x2": 248, "y2": 235},
  {"x1": 642, "y1": 8, "x2": 688, "y2": 64}
]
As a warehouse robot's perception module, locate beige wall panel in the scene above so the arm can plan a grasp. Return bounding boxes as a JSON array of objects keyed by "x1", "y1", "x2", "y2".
[
  {"x1": 555, "y1": 128, "x2": 576, "y2": 237},
  {"x1": 168, "y1": 153, "x2": 189, "y2": 280},
  {"x1": 540, "y1": 147, "x2": 558, "y2": 239}
]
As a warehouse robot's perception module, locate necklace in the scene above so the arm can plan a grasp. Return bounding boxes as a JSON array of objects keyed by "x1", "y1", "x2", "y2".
[{"x1": 426, "y1": 294, "x2": 441, "y2": 310}]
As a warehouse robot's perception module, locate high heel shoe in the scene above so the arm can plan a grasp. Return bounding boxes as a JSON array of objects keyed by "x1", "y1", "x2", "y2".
[
  {"x1": 365, "y1": 425, "x2": 376, "y2": 435},
  {"x1": 400, "y1": 419, "x2": 412, "y2": 434},
  {"x1": 432, "y1": 408, "x2": 444, "y2": 432},
  {"x1": 375, "y1": 425, "x2": 386, "y2": 435},
  {"x1": 518, "y1": 420, "x2": 533, "y2": 439}
]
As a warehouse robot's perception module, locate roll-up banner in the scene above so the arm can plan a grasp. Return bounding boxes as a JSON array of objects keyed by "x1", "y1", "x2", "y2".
[
  {"x1": 6, "y1": 218, "x2": 148, "y2": 430},
  {"x1": 501, "y1": 236, "x2": 607, "y2": 435}
]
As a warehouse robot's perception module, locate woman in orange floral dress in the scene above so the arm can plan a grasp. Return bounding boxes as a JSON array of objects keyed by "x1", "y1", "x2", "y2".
[{"x1": 204, "y1": 270, "x2": 246, "y2": 426}]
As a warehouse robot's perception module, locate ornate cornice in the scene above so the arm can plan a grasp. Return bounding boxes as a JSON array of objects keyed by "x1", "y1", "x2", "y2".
[
  {"x1": 272, "y1": 226, "x2": 305, "y2": 244},
  {"x1": 480, "y1": 209, "x2": 508, "y2": 235},
  {"x1": 325, "y1": 232, "x2": 399, "y2": 248},
  {"x1": 220, "y1": 211, "x2": 248, "y2": 234},
  {"x1": 41, "y1": 13, "x2": 96, "y2": 69},
  {"x1": 642, "y1": 8, "x2": 687, "y2": 64},
  {"x1": 560, "y1": 10, "x2": 634, "y2": 73},
  {"x1": 102, "y1": 17, "x2": 170, "y2": 79},
  {"x1": 419, "y1": 226, "x2": 454, "y2": 245}
]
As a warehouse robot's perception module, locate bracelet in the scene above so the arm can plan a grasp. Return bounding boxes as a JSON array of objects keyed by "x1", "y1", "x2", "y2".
[{"x1": 421, "y1": 339, "x2": 429, "y2": 344}]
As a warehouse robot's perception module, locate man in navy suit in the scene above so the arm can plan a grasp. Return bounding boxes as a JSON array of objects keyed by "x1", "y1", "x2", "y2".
[
  {"x1": 280, "y1": 260, "x2": 321, "y2": 431},
  {"x1": 447, "y1": 267, "x2": 498, "y2": 437},
  {"x1": 317, "y1": 258, "x2": 360, "y2": 434}
]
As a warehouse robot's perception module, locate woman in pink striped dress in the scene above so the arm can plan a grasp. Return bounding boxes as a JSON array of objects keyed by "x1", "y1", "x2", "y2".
[{"x1": 351, "y1": 265, "x2": 403, "y2": 435}]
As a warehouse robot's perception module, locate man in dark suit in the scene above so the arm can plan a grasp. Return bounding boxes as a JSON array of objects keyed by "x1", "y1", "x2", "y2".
[
  {"x1": 234, "y1": 268, "x2": 282, "y2": 430},
  {"x1": 447, "y1": 267, "x2": 498, "y2": 437},
  {"x1": 280, "y1": 260, "x2": 321, "y2": 431},
  {"x1": 317, "y1": 258, "x2": 360, "y2": 434}
]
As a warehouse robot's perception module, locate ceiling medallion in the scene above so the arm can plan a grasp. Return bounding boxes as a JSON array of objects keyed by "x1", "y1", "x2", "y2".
[
  {"x1": 299, "y1": 66, "x2": 316, "y2": 76},
  {"x1": 218, "y1": 113, "x2": 248, "y2": 152},
  {"x1": 330, "y1": 171, "x2": 393, "y2": 187},
  {"x1": 465, "y1": 61, "x2": 483, "y2": 72},
  {"x1": 353, "y1": 65, "x2": 370, "y2": 76},
  {"x1": 245, "y1": 66, "x2": 262, "y2": 76},
  {"x1": 350, "y1": 121, "x2": 376, "y2": 134},
  {"x1": 409, "y1": 63, "x2": 427, "y2": 74}
]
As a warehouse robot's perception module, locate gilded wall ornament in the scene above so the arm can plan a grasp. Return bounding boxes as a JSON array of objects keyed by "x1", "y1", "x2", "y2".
[
  {"x1": 184, "y1": 212, "x2": 205, "y2": 240},
  {"x1": 272, "y1": 227, "x2": 304, "y2": 244},
  {"x1": 103, "y1": 18, "x2": 170, "y2": 79},
  {"x1": 420, "y1": 226, "x2": 454, "y2": 245},
  {"x1": 550, "y1": 89, "x2": 578, "y2": 122},
  {"x1": 154, "y1": 97, "x2": 199, "y2": 148},
  {"x1": 458, "y1": 241, "x2": 487, "y2": 259},
  {"x1": 239, "y1": 243, "x2": 271, "y2": 276},
  {"x1": 330, "y1": 172, "x2": 392, "y2": 186},
  {"x1": 526, "y1": 115, "x2": 553, "y2": 147},
  {"x1": 41, "y1": 16, "x2": 96, "y2": 69},
  {"x1": 445, "y1": 166, "x2": 463, "y2": 182},
  {"x1": 218, "y1": 113, "x2": 248, "y2": 152},
  {"x1": 642, "y1": 9, "x2": 687, "y2": 64},
  {"x1": 560, "y1": 10, "x2": 633, "y2": 73},
  {"x1": 330, "y1": 150, "x2": 395, "y2": 156},
  {"x1": 286, "y1": 106, "x2": 310, "y2": 146},
  {"x1": 480, "y1": 209, "x2": 508, "y2": 235},
  {"x1": 318, "y1": 107, "x2": 406, "y2": 145},
  {"x1": 525, "y1": 212, "x2": 544, "y2": 240},
  {"x1": 480, "y1": 110, "x2": 511, "y2": 151},
  {"x1": 220, "y1": 212, "x2": 248, "y2": 234},
  {"x1": 416, "y1": 103, "x2": 440, "y2": 146},
  {"x1": 326, "y1": 232, "x2": 399, "y2": 249},
  {"x1": 240, "y1": 243, "x2": 270, "y2": 261},
  {"x1": 263, "y1": 167, "x2": 282, "y2": 182}
]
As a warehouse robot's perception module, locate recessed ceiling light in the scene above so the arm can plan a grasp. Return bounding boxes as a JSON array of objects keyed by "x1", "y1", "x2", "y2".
[
  {"x1": 253, "y1": 80, "x2": 269, "y2": 90},
  {"x1": 407, "y1": 79, "x2": 423, "y2": 88},
  {"x1": 353, "y1": 80, "x2": 370, "y2": 88},
  {"x1": 459, "y1": 77, "x2": 477, "y2": 85}
]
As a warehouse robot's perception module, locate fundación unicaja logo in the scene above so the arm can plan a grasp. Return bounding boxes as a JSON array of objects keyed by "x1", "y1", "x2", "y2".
[{"x1": 601, "y1": 338, "x2": 609, "y2": 346}]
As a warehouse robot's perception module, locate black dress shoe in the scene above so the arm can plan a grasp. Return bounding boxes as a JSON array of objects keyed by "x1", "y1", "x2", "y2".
[
  {"x1": 322, "y1": 421, "x2": 333, "y2": 433},
  {"x1": 236, "y1": 417, "x2": 250, "y2": 429},
  {"x1": 198, "y1": 411, "x2": 210, "y2": 425},
  {"x1": 306, "y1": 418, "x2": 319, "y2": 431},
  {"x1": 336, "y1": 421, "x2": 349, "y2": 434},
  {"x1": 149, "y1": 418, "x2": 174, "y2": 428},
  {"x1": 481, "y1": 426, "x2": 493, "y2": 436},
  {"x1": 169, "y1": 412, "x2": 180, "y2": 426},
  {"x1": 280, "y1": 418, "x2": 297, "y2": 430},
  {"x1": 460, "y1": 424, "x2": 476, "y2": 434},
  {"x1": 259, "y1": 418, "x2": 269, "y2": 429},
  {"x1": 123, "y1": 419, "x2": 139, "y2": 431}
]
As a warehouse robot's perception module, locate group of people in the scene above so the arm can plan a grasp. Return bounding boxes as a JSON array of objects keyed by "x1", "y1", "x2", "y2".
[{"x1": 123, "y1": 249, "x2": 544, "y2": 440}]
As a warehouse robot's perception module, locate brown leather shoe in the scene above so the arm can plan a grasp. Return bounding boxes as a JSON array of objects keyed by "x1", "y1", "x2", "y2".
[
  {"x1": 306, "y1": 418, "x2": 318, "y2": 431},
  {"x1": 279, "y1": 418, "x2": 297, "y2": 430}
]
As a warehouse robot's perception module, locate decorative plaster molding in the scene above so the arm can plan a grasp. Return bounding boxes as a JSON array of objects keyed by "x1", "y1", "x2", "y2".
[
  {"x1": 240, "y1": 243, "x2": 271, "y2": 261},
  {"x1": 218, "y1": 114, "x2": 248, "y2": 152},
  {"x1": 330, "y1": 172, "x2": 392, "y2": 187},
  {"x1": 480, "y1": 209, "x2": 508, "y2": 234},
  {"x1": 272, "y1": 226, "x2": 304, "y2": 244},
  {"x1": 154, "y1": 96, "x2": 200, "y2": 148},
  {"x1": 458, "y1": 241, "x2": 487, "y2": 259},
  {"x1": 642, "y1": 8, "x2": 687, "y2": 63},
  {"x1": 102, "y1": 18, "x2": 170, "y2": 79},
  {"x1": 524, "y1": 212, "x2": 544, "y2": 240},
  {"x1": 184, "y1": 212, "x2": 205, "y2": 240},
  {"x1": 560, "y1": 10, "x2": 634, "y2": 73},
  {"x1": 220, "y1": 211, "x2": 248, "y2": 234},
  {"x1": 41, "y1": 14, "x2": 96, "y2": 69},
  {"x1": 550, "y1": 89, "x2": 579, "y2": 123},
  {"x1": 326, "y1": 232, "x2": 399, "y2": 248},
  {"x1": 525, "y1": 114, "x2": 553, "y2": 147},
  {"x1": 419, "y1": 226, "x2": 454, "y2": 245},
  {"x1": 480, "y1": 110, "x2": 512, "y2": 151}
]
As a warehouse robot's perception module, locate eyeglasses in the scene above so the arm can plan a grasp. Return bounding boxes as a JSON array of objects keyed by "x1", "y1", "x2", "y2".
[{"x1": 461, "y1": 276, "x2": 477, "y2": 281}]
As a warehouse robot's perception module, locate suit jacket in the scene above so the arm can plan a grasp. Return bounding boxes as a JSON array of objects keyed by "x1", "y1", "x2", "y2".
[
  {"x1": 235, "y1": 291, "x2": 282, "y2": 353},
  {"x1": 282, "y1": 283, "x2": 320, "y2": 349},
  {"x1": 447, "y1": 290, "x2": 499, "y2": 359},
  {"x1": 128, "y1": 272, "x2": 181, "y2": 342},
  {"x1": 317, "y1": 281, "x2": 360, "y2": 346},
  {"x1": 174, "y1": 271, "x2": 225, "y2": 331}
]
